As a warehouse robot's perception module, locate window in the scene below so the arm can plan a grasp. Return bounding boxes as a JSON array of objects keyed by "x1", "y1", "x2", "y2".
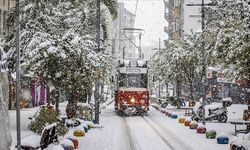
[
  {"x1": 119, "y1": 73, "x2": 147, "y2": 88},
  {"x1": 175, "y1": 0, "x2": 180, "y2": 7}
]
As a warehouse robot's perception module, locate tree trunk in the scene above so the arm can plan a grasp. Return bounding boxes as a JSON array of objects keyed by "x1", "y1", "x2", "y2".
[
  {"x1": 55, "y1": 89, "x2": 60, "y2": 114},
  {"x1": 247, "y1": 58, "x2": 250, "y2": 112},
  {"x1": 100, "y1": 83, "x2": 104, "y2": 103},
  {"x1": 66, "y1": 91, "x2": 78, "y2": 118},
  {"x1": 189, "y1": 79, "x2": 194, "y2": 100},
  {"x1": 0, "y1": 72, "x2": 12, "y2": 150},
  {"x1": 87, "y1": 87, "x2": 92, "y2": 104}
]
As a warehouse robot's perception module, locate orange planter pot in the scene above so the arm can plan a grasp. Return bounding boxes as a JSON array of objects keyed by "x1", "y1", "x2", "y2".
[{"x1": 184, "y1": 120, "x2": 191, "y2": 126}]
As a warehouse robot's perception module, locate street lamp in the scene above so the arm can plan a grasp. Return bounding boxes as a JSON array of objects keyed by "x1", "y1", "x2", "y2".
[
  {"x1": 15, "y1": 0, "x2": 21, "y2": 149},
  {"x1": 94, "y1": 0, "x2": 101, "y2": 124}
]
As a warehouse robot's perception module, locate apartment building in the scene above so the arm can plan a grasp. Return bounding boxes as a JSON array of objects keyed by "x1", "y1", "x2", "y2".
[
  {"x1": 112, "y1": 2, "x2": 135, "y2": 59},
  {"x1": 165, "y1": 0, "x2": 211, "y2": 41},
  {"x1": 0, "y1": 0, "x2": 15, "y2": 39}
]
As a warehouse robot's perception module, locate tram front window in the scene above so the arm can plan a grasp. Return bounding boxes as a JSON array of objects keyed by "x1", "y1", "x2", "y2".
[{"x1": 119, "y1": 73, "x2": 147, "y2": 88}]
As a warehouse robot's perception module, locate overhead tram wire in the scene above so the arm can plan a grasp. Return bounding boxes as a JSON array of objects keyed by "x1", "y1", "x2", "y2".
[{"x1": 134, "y1": 0, "x2": 139, "y2": 17}]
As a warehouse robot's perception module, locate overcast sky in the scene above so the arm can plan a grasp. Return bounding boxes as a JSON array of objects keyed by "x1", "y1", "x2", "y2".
[{"x1": 118, "y1": 0, "x2": 168, "y2": 49}]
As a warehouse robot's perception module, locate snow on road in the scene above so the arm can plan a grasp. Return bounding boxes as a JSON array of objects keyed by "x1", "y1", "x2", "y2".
[
  {"x1": 147, "y1": 108, "x2": 229, "y2": 150},
  {"x1": 9, "y1": 102, "x2": 248, "y2": 150},
  {"x1": 125, "y1": 116, "x2": 172, "y2": 150},
  {"x1": 73, "y1": 107, "x2": 131, "y2": 150}
]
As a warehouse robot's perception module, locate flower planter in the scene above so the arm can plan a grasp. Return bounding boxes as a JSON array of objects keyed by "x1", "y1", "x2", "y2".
[
  {"x1": 197, "y1": 127, "x2": 206, "y2": 133},
  {"x1": 178, "y1": 117, "x2": 185, "y2": 123},
  {"x1": 68, "y1": 138, "x2": 79, "y2": 149},
  {"x1": 83, "y1": 126, "x2": 88, "y2": 133},
  {"x1": 206, "y1": 130, "x2": 216, "y2": 139},
  {"x1": 217, "y1": 136, "x2": 229, "y2": 144},
  {"x1": 60, "y1": 139, "x2": 74, "y2": 150},
  {"x1": 184, "y1": 118, "x2": 192, "y2": 126},
  {"x1": 171, "y1": 114, "x2": 178, "y2": 119},
  {"x1": 189, "y1": 121, "x2": 198, "y2": 129},
  {"x1": 73, "y1": 130, "x2": 85, "y2": 137}
]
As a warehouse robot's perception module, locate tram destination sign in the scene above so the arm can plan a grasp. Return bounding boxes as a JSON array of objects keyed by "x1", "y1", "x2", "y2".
[{"x1": 126, "y1": 69, "x2": 140, "y2": 74}]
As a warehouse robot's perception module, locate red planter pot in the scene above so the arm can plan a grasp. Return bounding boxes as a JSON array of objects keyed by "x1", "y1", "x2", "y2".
[{"x1": 197, "y1": 127, "x2": 206, "y2": 134}]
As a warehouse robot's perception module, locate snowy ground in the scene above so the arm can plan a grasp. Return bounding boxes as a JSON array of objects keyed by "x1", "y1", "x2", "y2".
[{"x1": 9, "y1": 100, "x2": 249, "y2": 150}]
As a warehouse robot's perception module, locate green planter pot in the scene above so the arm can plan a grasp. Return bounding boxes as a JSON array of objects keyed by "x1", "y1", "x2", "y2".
[{"x1": 206, "y1": 130, "x2": 216, "y2": 139}]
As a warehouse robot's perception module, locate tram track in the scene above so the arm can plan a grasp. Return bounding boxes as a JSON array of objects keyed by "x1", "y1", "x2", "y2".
[
  {"x1": 144, "y1": 110, "x2": 195, "y2": 150},
  {"x1": 123, "y1": 113, "x2": 194, "y2": 150},
  {"x1": 141, "y1": 116, "x2": 176, "y2": 150},
  {"x1": 123, "y1": 117, "x2": 139, "y2": 150},
  {"x1": 123, "y1": 115, "x2": 174, "y2": 150}
]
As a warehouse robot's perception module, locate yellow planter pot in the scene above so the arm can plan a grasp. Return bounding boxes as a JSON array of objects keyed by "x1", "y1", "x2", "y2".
[
  {"x1": 73, "y1": 130, "x2": 85, "y2": 137},
  {"x1": 178, "y1": 117, "x2": 185, "y2": 123}
]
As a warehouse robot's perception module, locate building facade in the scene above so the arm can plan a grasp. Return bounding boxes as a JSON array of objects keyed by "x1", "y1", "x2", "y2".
[
  {"x1": 112, "y1": 2, "x2": 135, "y2": 59},
  {"x1": 165, "y1": 0, "x2": 211, "y2": 41},
  {"x1": 0, "y1": 0, "x2": 15, "y2": 39},
  {"x1": 165, "y1": 0, "x2": 182, "y2": 42}
]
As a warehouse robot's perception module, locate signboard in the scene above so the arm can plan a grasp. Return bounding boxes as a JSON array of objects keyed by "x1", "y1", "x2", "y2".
[
  {"x1": 206, "y1": 70, "x2": 212, "y2": 78},
  {"x1": 126, "y1": 69, "x2": 140, "y2": 74}
]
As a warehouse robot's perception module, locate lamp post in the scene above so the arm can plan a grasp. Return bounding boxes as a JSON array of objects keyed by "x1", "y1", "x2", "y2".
[
  {"x1": 152, "y1": 38, "x2": 162, "y2": 99},
  {"x1": 94, "y1": 0, "x2": 101, "y2": 124},
  {"x1": 15, "y1": 0, "x2": 21, "y2": 149}
]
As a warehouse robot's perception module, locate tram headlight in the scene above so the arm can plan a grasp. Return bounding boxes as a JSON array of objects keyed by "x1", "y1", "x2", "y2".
[{"x1": 130, "y1": 97, "x2": 135, "y2": 103}]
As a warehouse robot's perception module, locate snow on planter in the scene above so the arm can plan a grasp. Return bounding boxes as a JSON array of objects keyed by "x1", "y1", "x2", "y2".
[
  {"x1": 73, "y1": 127, "x2": 85, "y2": 137},
  {"x1": 68, "y1": 138, "x2": 79, "y2": 149},
  {"x1": 217, "y1": 132, "x2": 229, "y2": 144},
  {"x1": 184, "y1": 118, "x2": 192, "y2": 126},
  {"x1": 197, "y1": 123, "x2": 206, "y2": 134},
  {"x1": 60, "y1": 139, "x2": 74, "y2": 150},
  {"x1": 206, "y1": 130, "x2": 217, "y2": 139},
  {"x1": 189, "y1": 121, "x2": 198, "y2": 129},
  {"x1": 171, "y1": 114, "x2": 178, "y2": 119},
  {"x1": 178, "y1": 117, "x2": 185, "y2": 123}
]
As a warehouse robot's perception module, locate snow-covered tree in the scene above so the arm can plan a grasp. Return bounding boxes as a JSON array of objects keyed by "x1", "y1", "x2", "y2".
[
  {"x1": 0, "y1": 45, "x2": 12, "y2": 150},
  {"x1": 151, "y1": 32, "x2": 207, "y2": 101},
  {"x1": 4, "y1": 0, "x2": 117, "y2": 117},
  {"x1": 204, "y1": 0, "x2": 250, "y2": 79}
]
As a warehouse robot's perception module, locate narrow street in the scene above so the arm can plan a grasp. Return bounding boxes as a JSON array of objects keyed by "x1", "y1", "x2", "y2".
[{"x1": 68, "y1": 102, "x2": 230, "y2": 150}]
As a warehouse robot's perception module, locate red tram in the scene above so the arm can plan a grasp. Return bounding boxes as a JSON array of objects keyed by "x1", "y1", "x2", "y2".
[{"x1": 114, "y1": 59, "x2": 149, "y2": 116}]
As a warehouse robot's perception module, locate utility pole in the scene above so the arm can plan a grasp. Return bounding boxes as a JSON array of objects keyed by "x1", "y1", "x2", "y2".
[
  {"x1": 15, "y1": 0, "x2": 21, "y2": 149},
  {"x1": 200, "y1": 0, "x2": 206, "y2": 126},
  {"x1": 158, "y1": 38, "x2": 161, "y2": 99},
  {"x1": 94, "y1": 0, "x2": 101, "y2": 124}
]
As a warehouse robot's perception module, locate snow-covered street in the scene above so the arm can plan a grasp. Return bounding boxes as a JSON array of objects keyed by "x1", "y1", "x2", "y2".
[{"x1": 9, "y1": 101, "x2": 250, "y2": 150}]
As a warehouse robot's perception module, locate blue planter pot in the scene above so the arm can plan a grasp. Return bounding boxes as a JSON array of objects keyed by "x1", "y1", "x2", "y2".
[
  {"x1": 217, "y1": 137, "x2": 229, "y2": 144},
  {"x1": 84, "y1": 126, "x2": 88, "y2": 133},
  {"x1": 171, "y1": 114, "x2": 178, "y2": 119}
]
